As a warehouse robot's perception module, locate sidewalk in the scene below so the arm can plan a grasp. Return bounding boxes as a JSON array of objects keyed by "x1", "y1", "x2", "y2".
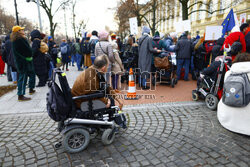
[{"x1": 0, "y1": 65, "x2": 197, "y2": 115}]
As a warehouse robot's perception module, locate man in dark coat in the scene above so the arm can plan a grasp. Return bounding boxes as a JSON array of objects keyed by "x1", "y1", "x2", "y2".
[
  {"x1": 11, "y1": 26, "x2": 36, "y2": 101},
  {"x1": 242, "y1": 23, "x2": 250, "y2": 53},
  {"x1": 175, "y1": 33, "x2": 192, "y2": 81},
  {"x1": 138, "y1": 26, "x2": 161, "y2": 89},
  {"x1": 48, "y1": 36, "x2": 57, "y2": 67},
  {"x1": 30, "y1": 30, "x2": 48, "y2": 87}
]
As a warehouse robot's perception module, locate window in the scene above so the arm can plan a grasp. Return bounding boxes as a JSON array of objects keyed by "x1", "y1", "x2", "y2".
[
  {"x1": 198, "y1": 4, "x2": 202, "y2": 20},
  {"x1": 208, "y1": 0, "x2": 213, "y2": 17},
  {"x1": 219, "y1": 0, "x2": 225, "y2": 14}
]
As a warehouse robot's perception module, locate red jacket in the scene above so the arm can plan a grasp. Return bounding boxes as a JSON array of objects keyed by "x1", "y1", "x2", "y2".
[{"x1": 222, "y1": 32, "x2": 246, "y2": 52}]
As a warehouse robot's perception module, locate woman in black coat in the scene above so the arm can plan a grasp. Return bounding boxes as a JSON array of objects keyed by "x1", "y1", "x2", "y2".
[{"x1": 30, "y1": 30, "x2": 48, "y2": 87}]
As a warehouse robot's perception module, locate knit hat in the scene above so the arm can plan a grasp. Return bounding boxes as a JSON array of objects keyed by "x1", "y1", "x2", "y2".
[
  {"x1": 48, "y1": 36, "x2": 52, "y2": 40},
  {"x1": 240, "y1": 23, "x2": 249, "y2": 32},
  {"x1": 154, "y1": 31, "x2": 160, "y2": 37},
  {"x1": 99, "y1": 30, "x2": 109, "y2": 40},
  {"x1": 142, "y1": 26, "x2": 150, "y2": 34}
]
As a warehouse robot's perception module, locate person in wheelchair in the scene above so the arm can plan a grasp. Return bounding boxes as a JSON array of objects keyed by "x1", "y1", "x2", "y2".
[{"x1": 71, "y1": 54, "x2": 123, "y2": 111}]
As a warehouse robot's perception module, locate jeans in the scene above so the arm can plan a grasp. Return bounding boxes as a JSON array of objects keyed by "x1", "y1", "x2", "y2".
[
  {"x1": 176, "y1": 58, "x2": 190, "y2": 80},
  {"x1": 112, "y1": 74, "x2": 119, "y2": 89},
  {"x1": 11, "y1": 71, "x2": 17, "y2": 82},
  {"x1": 17, "y1": 71, "x2": 36, "y2": 95},
  {"x1": 71, "y1": 54, "x2": 76, "y2": 65},
  {"x1": 48, "y1": 61, "x2": 55, "y2": 80},
  {"x1": 76, "y1": 53, "x2": 82, "y2": 70}
]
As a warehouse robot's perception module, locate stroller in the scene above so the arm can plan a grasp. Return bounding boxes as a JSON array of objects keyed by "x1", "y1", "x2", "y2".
[
  {"x1": 154, "y1": 51, "x2": 177, "y2": 87},
  {"x1": 192, "y1": 46, "x2": 231, "y2": 110},
  {"x1": 46, "y1": 69, "x2": 127, "y2": 153}
]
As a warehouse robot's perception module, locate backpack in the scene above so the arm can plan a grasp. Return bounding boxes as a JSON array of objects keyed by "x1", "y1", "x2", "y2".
[
  {"x1": 46, "y1": 69, "x2": 76, "y2": 122},
  {"x1": 90, "y1": 39, "x2": 98, "y2": 54},
  {"x1": 51, "y1": 47, "x2": 58, "y2": 55},
  {"x1": 81, "y1": 41, "x2": 91, "y2": 54},
  {"x1": 222, "y1": 73, "x2": 250, "y2": 107},
  {"x1": 60, "y1": 45, "x2": 68, "y2": 54}
]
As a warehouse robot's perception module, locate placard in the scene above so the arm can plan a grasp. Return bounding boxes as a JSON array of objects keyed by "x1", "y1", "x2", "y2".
[
  {"x1": 129, "y1": 17, "x2": 138, "y2": 35},
  {"x1": 174, "y1": 20, "x2": 191, "y2": 33},
  {"x1": 240, "y1": 13, "x2": 247, "y2": 24},
  {"x1": 205, "y1": 26, "x2": 223, "y2": 41}
]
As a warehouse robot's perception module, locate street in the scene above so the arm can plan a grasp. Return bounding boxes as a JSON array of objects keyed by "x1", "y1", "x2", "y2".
[{"x1": 0, "y1": 102, "x2": 249, "y2": 167}]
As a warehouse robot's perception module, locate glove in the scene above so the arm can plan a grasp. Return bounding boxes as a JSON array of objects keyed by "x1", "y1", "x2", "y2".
[{"x1": 25, "y1": 57, "x2": 33, "y2": 61}]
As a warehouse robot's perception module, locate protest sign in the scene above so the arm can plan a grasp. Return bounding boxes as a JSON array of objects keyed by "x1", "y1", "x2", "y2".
[
  {"x1": 205, "y1": 26, "x2": 223, "y2": 41},
  {"x1": 129, "y1": 17, "x2": 138, "y2": 35}
]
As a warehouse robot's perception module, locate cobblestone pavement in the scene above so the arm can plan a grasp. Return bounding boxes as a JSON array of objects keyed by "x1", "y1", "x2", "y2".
[{"x1": 0, "y1": 102, "x2": 249, "y2": 167}]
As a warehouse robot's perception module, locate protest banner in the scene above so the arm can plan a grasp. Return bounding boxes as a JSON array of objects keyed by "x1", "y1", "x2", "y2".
[
  {"x1": 205, "y1": 26, "x2": 223, "y2": 41},
  {"x1": 129, "y1": 17, "x2": 138, "y2": 35}
]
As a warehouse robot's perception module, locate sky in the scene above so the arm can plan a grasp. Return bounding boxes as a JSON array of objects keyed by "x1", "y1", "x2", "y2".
[{"x1": 0, "y1": 0, "x2": 118, "y2": 37}]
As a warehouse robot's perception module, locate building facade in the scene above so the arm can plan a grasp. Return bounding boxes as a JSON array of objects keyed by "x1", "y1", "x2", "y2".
[{"x1": 144, "y1": 0, "x2": 250, "y2": 37}]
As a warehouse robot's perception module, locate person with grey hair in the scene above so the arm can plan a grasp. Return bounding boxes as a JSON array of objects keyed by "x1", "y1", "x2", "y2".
[
  {"x1": 71, "y1": 55, "x2": 123, "y2": 110},
  {"x1": 138, "y1": 26, "x2": 161, "y2": 89}
]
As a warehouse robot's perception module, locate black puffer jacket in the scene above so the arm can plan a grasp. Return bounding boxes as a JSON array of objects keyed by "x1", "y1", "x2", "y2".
[
  {"x1": 30, "y1": 30, "x2": 47, "y2": 76},
  {"x1": 245, "y1": 31, "x2": 250, "y2": 53},
  {"x1": 211, "y1": 37, "x2": 225, "y2": 62},
  {"x1": 175, "y1": 35, "x2": 192, "y2": 59}
]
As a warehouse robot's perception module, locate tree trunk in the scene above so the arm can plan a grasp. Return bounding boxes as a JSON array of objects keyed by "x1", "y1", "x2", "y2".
[
  {"x1": 49, "y1": 17, "x2": 55, "y2": 39},
  {"x1": 181, "y1": 1, "x2": 188, "y2": 20}
]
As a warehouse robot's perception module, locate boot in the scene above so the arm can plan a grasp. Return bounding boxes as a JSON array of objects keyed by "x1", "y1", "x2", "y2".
[
  {"x1": 29, "y1": 88, "x2": 36, "y2": 95},
  {"x1": 18, "y1": 95, "x2": 31, "y2": 101}
]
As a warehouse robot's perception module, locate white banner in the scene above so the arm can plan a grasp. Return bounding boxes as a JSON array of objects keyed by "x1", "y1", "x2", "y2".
[
  {"x1": 174, "y1": 20, "x2": 191, "y2": 33},
  {"x1": 129, "y1": 17, "x2": 138, "y2": 35},
  {"x1": 205, "y1": 26, "x2": 223, "y2": 41}
]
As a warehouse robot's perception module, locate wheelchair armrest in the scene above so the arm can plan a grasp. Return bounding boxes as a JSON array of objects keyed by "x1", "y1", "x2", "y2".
[{"x1": 72, "y1": 91, "x2": 105, "y2": 101}]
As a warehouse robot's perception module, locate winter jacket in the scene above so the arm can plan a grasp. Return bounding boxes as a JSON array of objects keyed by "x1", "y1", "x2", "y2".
[
  {"x1": 71, "y1": 66, "x2": 117, "y2": 108},
  {"x1": 175, "y1": 35, "x2": 192, "y2": 59},
  {"x1": 111, "y1": 42, "x2": 124, "y2": 74},
  {"x1": 60, "y1": 42, "x2": 71, "y2": 63},
  {"x1": 244, "y1": 28, "x2": 250, "y2": 53},
  {"x1": 152, "y1": 37, "x2": 165, "y2": 64},
  {"x1": 222, "y1": 32, "x2": 246, "y2": 52},
  {"x1": 211, "y1": 37, "x2": 225, "y2": 62},
  {"x1": 12, "y1": 37, "x2": 34, "y2": 73},
  {"x1": 2, "y1": 35, "x2": 16, "y2": 69},
  {"x1": 163, "y1": 36, "x2": 174, "y2": 51},
  {"x1": 95, "y1": 41, "x2": 115, "y2": 64},
  {"x1": 217, "y1": 61, "x2": 250, "y2": 136},
  {"x1": 30, "y1": 30, "x2": 48, "y2": 76},
  {"x1": 138, "y1": 34, "x2": 158, "y2": 76}
]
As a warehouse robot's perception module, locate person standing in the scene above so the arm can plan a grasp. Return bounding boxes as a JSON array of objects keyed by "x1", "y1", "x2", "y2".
[
  {"x1": 89, "y1": 30, "x2": 99, "y2": 64},
  {"x1": 138, "y1": 26, "x2": 161, "y2": 89},
  {"x1": 11, "y1": 26, "x2": 36, "y2": 101},
  {"x1": 0, "y1": 39, "x2": 5, "y2": 76},
  {"x1": 48, "y1": 36, "x2": 58, "y2": 67},
  {"x1": 95, "y1": 30, "x2": 115, "y2": 85},
  {"x1": 30, "y1": 30, "x2": 48, "y2": 87},
  {"x1": 60, "y1": 39, "x2": 71, "y2": 71},
  {"x1": 175, "y1": 32, "x2": 192, "y2": 81},
  {"x1": 83, "y1": 33, "x2": 92, "y2": 68}
]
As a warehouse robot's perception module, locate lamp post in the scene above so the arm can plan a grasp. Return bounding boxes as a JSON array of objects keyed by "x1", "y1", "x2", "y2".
[
  {"x1": 26, "y1": 0, "x2": 43, "y2": 32},
  {"x1": 14, "y1": 0, "x2": 19, "y2": 25}
]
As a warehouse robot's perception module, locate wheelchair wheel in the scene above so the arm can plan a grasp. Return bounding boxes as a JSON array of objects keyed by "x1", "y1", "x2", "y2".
[
  {"x1": 205, "y1": 94, "x2": 218, "y2": 111},
  {"x1": 171, "y1": 78, "x2": 175, "y2": 88},
  {"x1": 101, "y1": 129, "x2": 115, "y2": 145},
  {"x1": 192, "y1": 90, "x2": 199, "y2": 101},
  {"x1": 62, "y1": 128, "x2": 90, "y2": 153}
]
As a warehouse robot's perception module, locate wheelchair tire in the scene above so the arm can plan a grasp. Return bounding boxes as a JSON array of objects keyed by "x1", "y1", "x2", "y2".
[
  {"x1": 101, "y1": 129, "x2": 115, "y2": 145},
  {"x1": 192, "y1": 90, "x2": 199, "y2": 101},
  {"x1": 205, "y1": 94, "x2": 218, "y2": 111},
  {"x1": 62, "y1": 128, "x2": 90, "y2": 153},
  {"x1": 171, "y1": 78, "x2": 175, "y2": 88}
]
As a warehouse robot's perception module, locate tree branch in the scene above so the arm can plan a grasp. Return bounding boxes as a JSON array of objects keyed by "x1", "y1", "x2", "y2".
[
  {"x1": 53, "y1": 0, "x2": 71, "y2": 17},
  {"x1": 188, "y1": 1, "x2": 209, "y2": 9}
]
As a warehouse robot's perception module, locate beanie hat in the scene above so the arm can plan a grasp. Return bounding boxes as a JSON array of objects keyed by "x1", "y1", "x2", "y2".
[
  {"x1": 99, "y1": 30, "x2": 109, "y2": 40},
  {"x1": 92, "y1": 30, "x2": 98, "y2": 36},
  {"x1": 240, "y1": 23, "x2": 249, "y2": 32},
  {"x1": 154, "y1": 31, "x2": 160, "y2": 37},
  {"x1": 48, "y1": 36, "x2": 52, "y2": 40},
  {"x1": 142, "y1": 26, "x2": 150, "y2": 34}
]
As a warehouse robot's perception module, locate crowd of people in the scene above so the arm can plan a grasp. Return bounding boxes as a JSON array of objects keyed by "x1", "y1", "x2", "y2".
[{"x1": 0, "y1": 22, "x2": 249, "y2": 102}]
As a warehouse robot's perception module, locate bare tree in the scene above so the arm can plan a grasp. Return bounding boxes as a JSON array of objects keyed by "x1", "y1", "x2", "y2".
[
  {"x1": 33, "y1": 0, "x2": 71, "y2": 38},
  {"x1": 178, "y1": 0, "x2": 243, "y2": 20},
  {"x1": 71, "y1": 0, "x2": 77, "y2": 40},
  {"x1": 77, "y1": 20, "x2": 87, "y2": 39}
]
